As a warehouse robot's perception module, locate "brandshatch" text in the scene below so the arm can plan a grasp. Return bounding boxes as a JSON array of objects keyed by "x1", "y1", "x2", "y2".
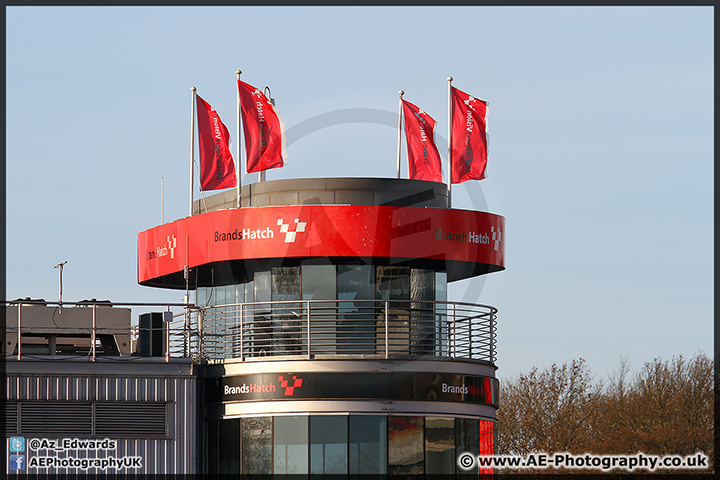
[
  {"x1": 215, "y1": 227, "x2": 274, "y2": 242},
  {"x1": 435, "y1": 228, "x2": 489, "y2": 244}
]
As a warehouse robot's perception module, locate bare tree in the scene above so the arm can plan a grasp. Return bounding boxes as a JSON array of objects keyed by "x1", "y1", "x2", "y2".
[
  {"x1": 496, "y1": 353, "x2": 714, "y2": 474},
  {"x1": 496, "y1": 358, "x2": 600, "y2": 456}
]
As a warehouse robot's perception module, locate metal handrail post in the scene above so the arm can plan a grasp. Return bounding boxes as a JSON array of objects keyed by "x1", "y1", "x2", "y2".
[
  {"x1": 183, "y1": 307, "x2": 189, "y2": 358},
  {"x1": 198, "y1": 309, "x2": 204, "y2": 359},
  {"x1": 17, "y1": 304, "x2": 21, "y2": 361},
  {"x1": 240, "y1": 303, "x2": 244, "y2": 361},
  {"x1": 384, "y1": 301, "x2": 389, "y2": 359},
  {"x1": 91, "y1": 304, "x2": 97, "y2": 361},
  {"x1": 451, "y1": 303, "x2": 456, "y2": 360},
  {"x1": 165, "y1": 305, "x2": 171, "y2": 363},
  {"x1": 307, "y1": 301, "x2": 312, "y2": 360}
]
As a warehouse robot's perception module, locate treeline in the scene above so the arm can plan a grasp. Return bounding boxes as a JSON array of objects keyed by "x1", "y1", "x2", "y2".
[{"x1": 495, "y1": 353, "x2": 715, "y2": 474}]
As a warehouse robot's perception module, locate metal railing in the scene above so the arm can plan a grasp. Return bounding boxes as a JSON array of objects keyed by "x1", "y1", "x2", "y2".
[
  {"x1": 196, "y1": 299, "x2": 497, "y2": 364},
  {"x1": 3, "y1": 299, "x2": 497, "y2": 364}
]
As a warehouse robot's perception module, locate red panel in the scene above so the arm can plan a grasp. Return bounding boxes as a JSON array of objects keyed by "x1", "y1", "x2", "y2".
[{"x1": 137, "y1": 205, "x2": 505, "y2": 285}]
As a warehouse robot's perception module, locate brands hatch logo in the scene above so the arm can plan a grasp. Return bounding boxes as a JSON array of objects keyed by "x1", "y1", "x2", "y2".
[
  {"x1": 167, "y1": 235, "x2": 176, "y2": 259},
  {"x1": 491, "y1": 226, "x2": 502, "y2": 252},
  {"x1": 223, "y1": 375, "x2": 305, "y2": 397},
  {"x1": 146, "y1": 234, "x2": 176, "y2": 261},
  {"x1": 277, "y1": 218, "x2": 307, "y2": 243},
  {"x1": 278, "y1": 375, "x2": 303, "y2": 395},
  {"x1": 211, "y1": 218, "x2": 308, "y2": 244}
]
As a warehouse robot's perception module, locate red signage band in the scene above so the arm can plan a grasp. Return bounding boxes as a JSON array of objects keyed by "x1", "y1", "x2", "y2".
[{"x1": 137, "y1": 205, "x2": 504, "y2": 286}]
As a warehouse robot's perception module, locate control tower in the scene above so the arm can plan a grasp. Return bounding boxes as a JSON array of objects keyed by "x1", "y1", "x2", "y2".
[{"x1": 137, "y1": 177, "x2": 504, "y2": 475}]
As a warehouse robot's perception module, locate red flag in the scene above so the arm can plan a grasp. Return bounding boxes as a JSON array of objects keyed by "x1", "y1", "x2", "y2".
[
  {"x1": 402, "y1": 99, "x2": 443, "y2": 183},
  {"x1": 195, "y1": 95, "x2": 237, "y2": 191},
  {"x1": 450, "y1": 86, "x2": 488, "y2": 183},
  {"x1": 237, "y1": 80, "x2": 287, "y2": 173}
]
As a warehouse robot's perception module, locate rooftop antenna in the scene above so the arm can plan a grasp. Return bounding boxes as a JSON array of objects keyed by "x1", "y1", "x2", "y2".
[{"x1": 54, "y1": 261, "x2": 67, "y2": 314}]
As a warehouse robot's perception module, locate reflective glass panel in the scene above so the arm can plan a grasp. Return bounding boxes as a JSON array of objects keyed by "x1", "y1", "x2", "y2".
[
  {"x1": 271, "y1": 267, "x2": 302, "y2": 355},
  {"x1": 252, "y1": 272, "x2": 272, "y2": 354},
  {"x1": 456, "y1": 417, "x2": 479, "y2": 477},
  {"x1": 273, "y1": 416, "x2": 308, "y2": 474},
  {"x1": 410, "y1": 269, "x2": 435, "y2": 355},
  {"x1": 425, "y1": 416, "x2": 455, "y2": 474},
  {"x1": 242, "y1": 416, "x2": 272, "y2": 474},
  {"x1": 207, "y1": 418, "x2": 218, "y2": 474},
  {"x1": 349, "y1": 415, "x2": 387, "y2": 474},
  {"x1": 272, "y1": 266, "x2": 301, "y2": 302},
  {"x1": 435, "y1": 272, "x2": 449, "y2": 356},
  {"x1": 218, "y1": 419, "x2": 240, "y2": 474},
  {"x1": 196, "y1": 287, "x2": 208, "y2": 309},
  {"x1": 388, "y1": 416, "x2": 423, "y2": 475},
  {"x1": 376, "y1": 266, "x2": 410, "y2": 301},
  {"x1": 310, "y1": 416, "x2": 348, "y2": 475},
  {"x1": 254, "y1": 271, "x2": 271, "y2": 302},
  {"x1": 302, "y1": 264, "x2": 337, "y2": 354},
  {"x1": 337, "y1": 265, "x2": 376, "y2": 354},
  {"x1": 479, "y1": 420, "x2": 495, "y2": 475}
]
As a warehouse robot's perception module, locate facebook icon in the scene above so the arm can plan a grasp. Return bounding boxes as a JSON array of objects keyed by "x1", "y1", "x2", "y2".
[{"x1": 9, "y1": 454, "x2": 25, "y2": 470}]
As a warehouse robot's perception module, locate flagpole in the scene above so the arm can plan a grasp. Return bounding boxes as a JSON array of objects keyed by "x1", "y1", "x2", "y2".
[
  {"x1": 446, "y1": 77, "x2": 453, "y2": 208},
  {"x1": 396, "y1": 90, "x2": 404, "y2": 179},
  {"x1": 190, "y1": 86, "x2": 196, "y2": 217},
  {"x1": 236, "y1": 70, "x2": 242, "y2": 208}
]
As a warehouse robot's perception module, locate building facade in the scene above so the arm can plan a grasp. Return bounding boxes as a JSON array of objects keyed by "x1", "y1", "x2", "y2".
[{"x1": 138, "y1": 177, "x2": 505, "y2": 476}]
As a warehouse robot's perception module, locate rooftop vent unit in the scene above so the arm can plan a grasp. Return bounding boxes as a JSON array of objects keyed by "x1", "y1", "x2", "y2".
[{"x1": 3, "y1": 303, "x2": 131, "y2": 356}]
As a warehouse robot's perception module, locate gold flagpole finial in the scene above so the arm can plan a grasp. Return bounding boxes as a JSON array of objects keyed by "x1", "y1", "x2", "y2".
[
  {"x1": 236, "y1": 70, "x2": 241, "y2": 75},
  {"x1": 191, "y1": 86, "x2": 196, "y2": 92},
  {"x1": 398, "y1": 90, "x2": 404, "y2": 97},
  {"x1": 447, "y1": 77, "x2": 453, "y2": 82}
]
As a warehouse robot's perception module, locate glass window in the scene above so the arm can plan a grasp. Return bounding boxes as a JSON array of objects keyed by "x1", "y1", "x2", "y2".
[
  {"x1": 349, "y1": 415, "x2": 387, "y2": 474},
  {"x1": 435, "y1": 272, "x2": 449, "y2": 356},
  {"x1": 196, "y1": 287, "x2": 208, "y2": 308},
  {"x1": 233, "y1": 283, "x2": 245, "y2": 304},
  {"x1": 218, "y1": 419, "x2": 240, "y2": 474},
  {"x1": 271, "y1": 267, "x2": 302, "y2": 355},
  {"x1": 478, "y1": 420, "x2": 495, "y2": 475},
  {"x1": 338, "y1": 265, "x2": 376, "y2": 354},
  {"x1": 310, "y1": 416, "x2": 348, "y2": 475},
  {"x1": 273, "y1": 416, "x2": 308, "y2": 474},
  {"x1": 376, "y1": 266, "x2": 410, "y2": 301},
  {"x1": 377, "y1": 267, "x2": 411, "y2": 355},
  {"x1": 244, "y1": 280, "x2": 254, "y2": 304},
  {"x1": 301, "y1": 264, "x2": 336, "y2": 301},
  {"x1": 388, "y1": 416, "x2": 423, "y2": 475},
  {"x1": 254, "y1": 271, "x2": 271, "y2": 302},
  {"x1": 479, "y1": 420, "x2": 495, "y2": 463},
  {"x1": 410, "y1": 269, "x2": 435, "y2": 355},
  {"x1": 242, "y1": 416, "x2": 272, "y2": 475},
  {"x1": 207, "y1": 418, "x2": 218, "y2": 474},
  {"x1": 425, "y1": 416, "x2": 455, "y2": 474},
  {"x1": 252, "y1": 272, "x2": 272, "y2": 353},
  {"x1": 272, "y1": 266, "x2": 301, "y2": 302},
  {"x1": 435, "y1": 271, "x2": 447, "y2": 304},
  {"x1": 456, "y1": 417, "x2": 479, "y2": 477},
  {"x1": 302, "y1": 264, "x2": 337, "y2": 354}
]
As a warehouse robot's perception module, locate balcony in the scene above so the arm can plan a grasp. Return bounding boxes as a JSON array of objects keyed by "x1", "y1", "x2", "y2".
[
  {"x1": 193, "y1": 299, "x2": 497, "y2": 364},
  {"x1": 3, "y1": 300, "x2": 497, "y2": 365}
]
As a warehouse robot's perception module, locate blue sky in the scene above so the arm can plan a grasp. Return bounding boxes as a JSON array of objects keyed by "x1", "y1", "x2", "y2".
[{"x1": 5, "y1": 6, "x2": 713, "y2": 379}]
